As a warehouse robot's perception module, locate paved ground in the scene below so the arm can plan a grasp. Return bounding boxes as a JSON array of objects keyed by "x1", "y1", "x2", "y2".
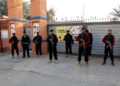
[{"x1": 0, "y1": 53, "x2": 120, "y2": 86}]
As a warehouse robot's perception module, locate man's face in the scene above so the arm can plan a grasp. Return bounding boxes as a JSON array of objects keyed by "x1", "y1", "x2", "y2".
[
  {"x1": 108, "y1": 30, "x2": 112, "y2": 35},
  {"x1": 24, "y1": 33, "x2": 26, "y2": 36},
  {"x1": 13, "y1": 33, "x2": 15, "y2": 36},
  {"x1": 82, "y1": 29, "x2": 85, "y2": 33},
  {"x1": 50, "y1": 31, "x2": 54, "y2": 35},
  {"x1": 37, "y1": 33, "x2": 39, "y2": 36}
]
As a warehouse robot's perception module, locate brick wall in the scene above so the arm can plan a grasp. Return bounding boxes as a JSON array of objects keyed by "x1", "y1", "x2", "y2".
[{"x1": 0, "y1": 20, "x2": 9, "y2": 53}]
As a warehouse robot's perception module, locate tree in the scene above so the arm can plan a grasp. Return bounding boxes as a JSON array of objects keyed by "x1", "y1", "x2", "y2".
[
  {"x1": 23, "y1": 1, "x2": 31, "y2": 20},
  {"x1": 110, "y1": 5, "x2": 120, "y2": 20},
  {"x1": 0, "y1": 0, "x2": 8, "y2": 17},
  {"x1": 47, "y1": 8, "x2": 55, "y2": 22}
]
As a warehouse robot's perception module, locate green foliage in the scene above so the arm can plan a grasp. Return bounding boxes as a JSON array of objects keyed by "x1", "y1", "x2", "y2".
[
  {"x1": 0, "y1": 0, "x2": 8, "y2": 16},
  {"x1": 47, "y1": 8, "x2": 55, "y2": 22},
  {"x1": 110, "y1": 5, "x2": 120, "y2": 20},
  {"x1": 23, "y1": 1, "x2": 31, "y2": 20}
]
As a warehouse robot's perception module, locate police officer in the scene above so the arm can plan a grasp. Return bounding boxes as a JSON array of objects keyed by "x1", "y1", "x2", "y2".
[
  {"x1": 47, "y1": 30, "x2": 58, "y2": 64},
  {"x1": 33, "y1": 32, "x2": 42, "y2": 56},
  {"x1": 76, "y1": 27, "x2": 90, "y2": 67},
  {"x1": 9, "y1": 33, "x2": 19, "y2": 59},
  {"x1": 64, "y1": 30, "x2": 74, "y2": 57},
  {"x1": 102, "y1": 29, "x2": 115, "y2": 66},
  {"x1": 86, "y1": 30, "x2": 93, "y2": 59},
  {"x1": 21, "y1": 31, "x2": 30, "y2": 58}
]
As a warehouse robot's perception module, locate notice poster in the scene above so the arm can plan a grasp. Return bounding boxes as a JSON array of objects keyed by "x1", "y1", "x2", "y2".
[
  {"x1": 11, "y1": 24, "x2": 15, "y2": 37},
  {"x1": 1, "y1": 30, "x2": 8, "y2": 39},
  {"x1": 33, "y1": 23, "x2": 39, "y2": 37}
]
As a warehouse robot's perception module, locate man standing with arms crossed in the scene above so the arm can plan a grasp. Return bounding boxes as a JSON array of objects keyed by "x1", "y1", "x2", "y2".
[{"x1": 102, "y1": 29, "x2": 115, "y2": 66}]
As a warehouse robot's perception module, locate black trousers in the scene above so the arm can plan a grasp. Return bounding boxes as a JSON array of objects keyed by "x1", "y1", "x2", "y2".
[
  {"x1": 78, "y1": 47, "x2": 89, "y2": 62},
  {"x1": 23, "y1": 44, "x2": 30, "y2": 57},
  {"x1": 88, "y1": 45, "x2": 92, "y2": 56},
  {"x1": 48, "y1": 45, "x2": 58, "y2": 60},
  {"x1": 11, "y1": 46, "x2": 19, "y2": 56},
  {"x1": 35, "y1": 44, "x2": 42, "y2": 55},
  {"x1": 104, "y1": 47, "x2": 114, "y2": 63},
  {"x1": 66, "y1": 44, "x2": 72, "y2": 54}
]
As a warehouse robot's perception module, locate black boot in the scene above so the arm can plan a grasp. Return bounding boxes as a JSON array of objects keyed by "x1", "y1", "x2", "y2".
[{"x1": 102, "y1": 62, "x2": 106, "y2": 65}]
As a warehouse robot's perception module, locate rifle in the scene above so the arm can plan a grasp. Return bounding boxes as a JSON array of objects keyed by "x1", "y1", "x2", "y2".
[
  {"x1": 50, "y1": 35, "x2": 54, "y2": 49},
  {"x1": 35, "y1": 37, "x2": 39, "y2": 47},
  {"x1": 107, "y1": 40, "x2": 112, "y2": 48},
  {"x1": 106, "y1": 37, "x2": 112, "y2": 48}
]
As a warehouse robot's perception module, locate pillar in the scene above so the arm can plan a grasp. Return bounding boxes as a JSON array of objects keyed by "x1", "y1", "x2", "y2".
[
  {"x1": 30, "y1": 0, "x2": 48, "y2": 54},
  {"x1": 7, "y1": 0, "x2": 24, "y2": 51}
]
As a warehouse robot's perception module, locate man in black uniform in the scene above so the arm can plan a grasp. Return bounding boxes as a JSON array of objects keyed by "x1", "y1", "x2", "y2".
[
  {"x1": 102, "y1": 29, "x2": 115, "y2": 66},
  {"x1": 47, "y1": 30, "x2": 58, "y2": 64},
  {"x1": 64, "y1": 30, "x2": 74, "y2": 57},
  {"x1": 86, "y1": 30, "x2": 93, "y2": 59},
  {"x1": 9, "y1": 33, "x2": 19, "y2": 59},
  {"x1": 33, "y1": 32, "x2": 42, "y2": 56},
  {"x1": 76, "y1": 27, "x2": 90, "y2": 67},
  {"x1": 21, "y1": 32, "x2": 30, "y2": 58}
]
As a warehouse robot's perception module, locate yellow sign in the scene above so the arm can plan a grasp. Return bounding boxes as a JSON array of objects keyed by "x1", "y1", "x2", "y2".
[{"x1": 57, "y1": 26, "x2": 72, "y2": 42}]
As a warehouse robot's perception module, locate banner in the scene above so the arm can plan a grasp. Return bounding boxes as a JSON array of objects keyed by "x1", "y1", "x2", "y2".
[{"x1": 56, "y1": 26, "x2": 81, "y2": 42}]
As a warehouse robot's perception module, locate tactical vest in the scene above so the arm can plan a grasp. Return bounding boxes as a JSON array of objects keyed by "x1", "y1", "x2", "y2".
[{"x1": 79, "y1": 33, "x2": 88, "y2": 43}]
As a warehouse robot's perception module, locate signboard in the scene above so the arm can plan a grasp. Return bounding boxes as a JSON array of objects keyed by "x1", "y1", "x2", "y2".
[
  {"x1": 56, "y1": 26, "x2": 82, "y2": 42},
  {"x1": 1, "y1": 30, "x2": 8, "y2": 39},
  {"x1": 57, "y1": 26, "x2": 71, "y2": 42},
  {"x1": 11, "y1": 24, "x2": 15, "y2": 37},
  {"x1": 33, "y1": 23, "x2": 39, "y2": 37}
]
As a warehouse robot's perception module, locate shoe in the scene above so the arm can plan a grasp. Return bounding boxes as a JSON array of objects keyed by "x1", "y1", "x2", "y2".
[
  {"x1": 102, "y1": 62, "x2": 106, "y2": 65},
  {"x1": 11, "y1": 56, "x2": 14, "y2": 59},
  {"x1": 48, "y1": 60, "x2": 52, "y2": 63},
  {"x1": 88, "y1": 56, "x2": 91, "y2": 59},
  {"x1": 112, "y1": 63, "x2": 115, "y2": 66},
  {"x1": 86, "y1": 62, "x2": 89, "y2": 67},
  {"x1": 66, "y1": 54, "x2": 68, "y2": 58},
  {"x1": 77, "y1": 62, "x2": 80, "y2": 66},
  {"x1": 28, "y1": 56, "x2": 30, "y2": 58},
  {"x1": 22, "y1": 56, "x2": 25, "y2": 58},
  {"x1": 55, "y1": 60, "x2": 58, "y2": 64},
  {"x1": 17, "y1": 55, "x2": 20, "y2": 58}
]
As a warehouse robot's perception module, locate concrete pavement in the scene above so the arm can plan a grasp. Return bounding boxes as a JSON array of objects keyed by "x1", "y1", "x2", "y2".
[{"x1": 0, "y1": 53, "x2": 119, "y2": 86}]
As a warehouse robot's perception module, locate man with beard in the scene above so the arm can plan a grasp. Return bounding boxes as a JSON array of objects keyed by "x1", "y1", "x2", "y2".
[
  {"x1": 76, "y1": 27, "x2": 90, "y2": 67},
  {"x1": 47, "y1": 30, "x2": 58, "y2": 64},
  {"x1": 21, "y1": 31, "x2": 30, "y2": 58},
  {"x1": 33, "y1": 32, "x2": 42, "y2": 56},
  {"x1": 64, "y1": 30, "x2": 74, "y2": 57},
  {"x1": 102, "y1": 29, "x2": 115, "y2": 66},
  {"x1": 9, "y1": 33, "x2": 19, "y2": 59}
]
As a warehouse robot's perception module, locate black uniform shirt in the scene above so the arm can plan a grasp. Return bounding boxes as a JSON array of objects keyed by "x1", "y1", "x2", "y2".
[{"x1": 21, "y1": 35, "x2": 30, "y2": 45}]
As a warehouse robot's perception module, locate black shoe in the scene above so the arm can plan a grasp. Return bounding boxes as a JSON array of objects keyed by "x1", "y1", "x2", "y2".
[
  {"x1": 27, "y1": 56, "x2": 30, "y2": 58},
  {"x1": 112, "y1": 63, "x2": 115, "y2": 66},
  {"x1": 102, "y1": 62, "x2": 106, "y2": 65},
  {"x1": 22, "y1": 56, "x2": 25, "y2": 58}
]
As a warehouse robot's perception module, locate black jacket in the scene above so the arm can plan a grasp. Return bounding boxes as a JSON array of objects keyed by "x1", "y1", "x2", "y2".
[
  {"x1": 21, "y1": 35, "x2": 30, "y2": 45},
  {"x1": 47, "y1": 34, "x2": 58, "y2": 46},
  {"x1": 88, "y1": 33, "x2": 93, "y2": 45},
  {"x1": 9, "y1": 36, "x2": 19, "y2": 46},
  {"x1": 64, "y1": 33, "x2": 74, "y2": 45},
  {"x1": 33, "y1": 35, "x2": 42, "y2": 45}
]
